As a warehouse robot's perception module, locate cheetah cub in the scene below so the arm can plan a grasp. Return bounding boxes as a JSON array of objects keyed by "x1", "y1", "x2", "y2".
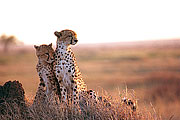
[
  {"x1": 54, "y1": 30, "x2": 88, "y2": 106},
  {"x1": 33, "y1": 43, "x2": 61, "y2": 105}
]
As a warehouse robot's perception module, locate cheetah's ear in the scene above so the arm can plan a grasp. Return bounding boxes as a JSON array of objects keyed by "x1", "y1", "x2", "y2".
[
  {"x1": 54, "y1": 31, "x2": 62, "y2": 38},
  {"x1": 48, "y1": 43, "x2": 52, "y2": 47},
  {"x1": 34, "y1": 45, "x2": 39, "y2": 49}
]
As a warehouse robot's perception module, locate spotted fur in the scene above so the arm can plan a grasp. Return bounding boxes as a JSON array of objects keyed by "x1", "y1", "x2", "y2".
[
  {"x1": 54, "y1": 30, "x2": 87, "y2": 106},
  {"x1": 33, "y1": 43, "x2": 61, "y2": 105},
  {"x1": 122, "y1": 97, "x2": 136, "y2": 112},
  {"x1": 86, "y1": 90, "x2": 97, "y2": 99}
]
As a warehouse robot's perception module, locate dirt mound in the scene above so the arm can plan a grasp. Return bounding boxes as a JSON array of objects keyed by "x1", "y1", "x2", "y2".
[
  {"x1": 0, "y1": 80, "x2": 30, "y2": 119},
  {"x1": 0, "y1": 81, "x2": 25, "y2": 101}
]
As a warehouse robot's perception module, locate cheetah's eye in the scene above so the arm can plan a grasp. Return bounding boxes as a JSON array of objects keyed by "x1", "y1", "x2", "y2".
[{"x1": 45, "y1": 53, "x2": 49, "y2": 56}]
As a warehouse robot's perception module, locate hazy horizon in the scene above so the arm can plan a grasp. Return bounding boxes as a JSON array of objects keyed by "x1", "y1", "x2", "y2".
[{"x1": 0, "y1": 0, "x2": 180, "y2": 45}]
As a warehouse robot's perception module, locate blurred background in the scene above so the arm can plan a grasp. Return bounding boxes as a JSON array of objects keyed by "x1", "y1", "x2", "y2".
[{"x1": 0, "y1": 0, "x2": 180, "y2": 119}]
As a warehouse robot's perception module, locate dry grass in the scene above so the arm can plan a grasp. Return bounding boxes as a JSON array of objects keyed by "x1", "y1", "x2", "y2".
[
  {"x1": 0, "y1": 40, "x2": 180, "y2": 119},
  {"x1": 0, "y1": 89, "x2": 161, "y2": 120}
]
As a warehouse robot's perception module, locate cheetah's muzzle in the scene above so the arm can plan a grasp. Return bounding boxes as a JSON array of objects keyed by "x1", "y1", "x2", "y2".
[{"x1": 71, "y1": 39, "x2": 78, "y2": 45}]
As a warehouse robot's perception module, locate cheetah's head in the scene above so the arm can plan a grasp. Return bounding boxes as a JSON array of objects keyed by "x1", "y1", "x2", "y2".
[
  {"x1": 34, "y1": 43, "x2": 54, "y2": 64},
  {"x1": 54, "y1": 29, "x2": 78, "y2": 46}
]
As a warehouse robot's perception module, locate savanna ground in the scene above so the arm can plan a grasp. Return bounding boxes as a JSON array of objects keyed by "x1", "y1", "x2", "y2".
[{"x1": 0, "y1": 40, "x2": 180, "y2": 119}]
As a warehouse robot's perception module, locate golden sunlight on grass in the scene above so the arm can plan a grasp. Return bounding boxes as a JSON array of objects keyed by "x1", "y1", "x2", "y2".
[{"x1": 0, "y1": 40, "x2": 180, "y2": 119}]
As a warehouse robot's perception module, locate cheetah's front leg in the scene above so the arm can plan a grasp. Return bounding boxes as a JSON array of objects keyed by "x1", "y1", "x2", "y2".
[
  {"x1": 72, "y1": 83, "x2": 79, "y2": 106},
  {"x1": 59, "y1": 83, "x2": 67, "y2": 104}
]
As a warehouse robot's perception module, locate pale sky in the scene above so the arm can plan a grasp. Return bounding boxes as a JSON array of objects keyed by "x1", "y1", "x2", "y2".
[{"x1": 0, "y1": 0, "x2": 180, "y2": 45}]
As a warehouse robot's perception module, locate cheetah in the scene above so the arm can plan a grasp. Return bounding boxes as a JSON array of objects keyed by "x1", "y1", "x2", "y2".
[
  {"x1": 54, "y1": 30, "x2": 90, "y2": 107},
  {"x1": 53, "y1": 30, "x2": 136, "y2": 112},
  {"x1": 122, "y1": 97, "x2": 137, "y2": 111},
  {"x1": 33, "y1": 43, "x2": 61, "y2": 105}
]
